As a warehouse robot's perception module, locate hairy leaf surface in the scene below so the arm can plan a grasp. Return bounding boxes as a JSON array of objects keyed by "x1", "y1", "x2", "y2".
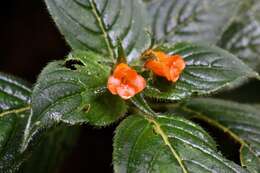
[
  {"x1": 45, "y1": 0, "x2": 151, "y2": 61},
  {"x1": 219, "y1": 0, "x2": 260, "y2": 71},
  {"x1": 30, "y1": 51, "x2": 127, "y2": 141},
  {"x1": 0, "y1": 73, "x2": 31, "y2": 172},
  {"x1": 145, "y1": 0, "x2": 241, "y2": 44},
  {"x1": 145, "y1": 42, "x2": 258, "y2": 100},
  {"x1": 174, "y1": 98, "x2": 260, "y2": 173},
  {"x1": 113, "y1": 114, "x2": 247, "y2": 173}
]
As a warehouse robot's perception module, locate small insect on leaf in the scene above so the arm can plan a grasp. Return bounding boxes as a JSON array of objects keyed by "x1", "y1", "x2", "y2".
[
  {"x1": 107, "y1": 63, "x2": 146, "y2": 100},
  {"x1": 144, "y1": 50, "x2": 186, "y2": 82}
]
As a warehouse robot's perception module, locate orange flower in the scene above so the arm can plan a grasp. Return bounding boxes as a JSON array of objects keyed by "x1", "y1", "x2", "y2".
[
  {"x1": 107, "y1": 63, "x2": 146, "y2": 99},
  {"x1": 144, "y1": 50, "x2": 186, "y2": 82}
]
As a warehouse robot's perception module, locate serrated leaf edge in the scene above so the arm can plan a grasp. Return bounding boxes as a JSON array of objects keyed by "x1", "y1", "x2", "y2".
[
  {"x1": 177, "y1": 104, "x2": 260, "y2": 168},
  {"x1": 129, "y1": 95, "x2": 189, "y2": 173},
  {"x1": 146, "y1": 115, "x2": 189, "y2": 173}
]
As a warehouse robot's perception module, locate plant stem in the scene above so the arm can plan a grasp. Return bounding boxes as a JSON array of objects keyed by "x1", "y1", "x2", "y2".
[{"x1": 0, "y1": 105, "x2": 31, "y2": 117}]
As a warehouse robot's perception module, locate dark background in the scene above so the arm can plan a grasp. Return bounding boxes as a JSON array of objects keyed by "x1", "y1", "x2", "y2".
[
  {"x1": 1, "y1": 0, "x2": 260, "y2": 173},
  {"x1": 0, "y1": 0, "x2": 114, "y2": 172}
]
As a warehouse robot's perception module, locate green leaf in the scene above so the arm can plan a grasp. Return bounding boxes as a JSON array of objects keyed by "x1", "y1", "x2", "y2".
[
  {"x1": 145, "y1": 0, "x2": 241, "y2": 44},
  {"x1": 0, "y1": 73, "x2": 31, "y2": 172},
  {"x1": 130, "y1": 94, "x2": 156, "y2": 116},
  {"x1": 253, "y1": 104, "x2": 260, "y2": 109},
  {"x1": 19, "y1": 125, "x2": 81, "y2": 173},
  {"x1": 144, "y1": 42, "x2": 258, "y2": 101},
  {"x1": 240, "y1": 146, "x2": 260, "y2": 173},
  {"x1": 30, "y1": 51, "x2": 127, "y2": 142},
  {"x1": 218, "y1": 0, "x2": 260, "y2": 71},
  {"x1": 174, "y1": 98, "x2": 260, "y2": 173},
  {"x1": 44, "y1": 0, "x2": 151, "y2": 61},
  {"x1": 113, "y1": 114, "x2": 247, "y2": 173}
]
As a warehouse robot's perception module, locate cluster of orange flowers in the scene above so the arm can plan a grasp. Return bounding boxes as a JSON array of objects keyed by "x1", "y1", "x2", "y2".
[{"x1": 107, "y1": 50, "x2": 186, "y2": 99}]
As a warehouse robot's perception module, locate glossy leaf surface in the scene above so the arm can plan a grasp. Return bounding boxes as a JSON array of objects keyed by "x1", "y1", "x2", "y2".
[
  {"x1": 145, "y1": 0, "x2": 241, "y2": 44},
  {"x1": 30, "y1": 51, "x2": 127, "y2": 141},
  {"x1": 45, "y1": 0, "x2": 151, "y2": 61},
  {"x1": 113, "y1": 114, "x2": 247, "y2": 173},
  {"x1": 145, "y1": 42, "x2": 258, "y2": 100},
  {"x1": 175, "y1": 98, "x2": 260, "y2": 173},
  {"x1": 219, "y1": 0, "x2": 260, "y2": 71},
  {"x1": 0, "y1": 73, "x2": 31, "y2": 172}
]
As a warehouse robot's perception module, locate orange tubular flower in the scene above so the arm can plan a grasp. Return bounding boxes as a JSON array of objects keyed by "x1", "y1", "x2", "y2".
[
  {"x1": 107, "y1": 63, "x2": 146, "y2": 99},
  {"x1": 144, "y1": 50, "x2": 186, "y2": 82}
]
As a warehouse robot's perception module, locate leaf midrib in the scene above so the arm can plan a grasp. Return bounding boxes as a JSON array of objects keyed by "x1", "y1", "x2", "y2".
[
  {"x1": 145, "y1": 115, "x2": 189, "y2": 173},
  {"x1": 157, "y1": 0, "x2": 242, "y2": 45},
  {"x1": 178, "y1": 105, "x2": 260, "y2": 165},
  {"x1": 146, "y1": 71, "x2": 257, "y2": 101},
  {"x1": 131, "y1": 96, "x2": 188, "y2": 173},
  {"x1": 89, "y1": 0, "x2": 115, "y2": 60},
  {"x1": 0, "y1": 106, "x2": 31, "y2": 118}
]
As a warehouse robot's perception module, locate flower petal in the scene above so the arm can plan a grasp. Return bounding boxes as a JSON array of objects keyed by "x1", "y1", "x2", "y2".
[
  {"x1": 113, "y1": 63, "x2": 132, "y2": 79},
  {"x1": 130, "y1": 75, "x2": 146, "y2": 93},
  {"x1": 170, "y1": 55, "x2": 186, "y2": 71},
  {"x1": 145, "y1": 60, "x2": 167, "y2": 77},
  {"x1": 107, "y1": 76, "x2": 121, "y2": 94},
  {"x1": 117, "y1": 84, "x2": 136, "y2": 99},
  {"x1": 144, "y1": 50, "x2": 185, "y2": 82},
  {"x1": 169, "y1": 67, "x2": 180, "y2": 82},
  {"x1": 153, "y1": 51, "x2": 169, "y2": 61}
]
